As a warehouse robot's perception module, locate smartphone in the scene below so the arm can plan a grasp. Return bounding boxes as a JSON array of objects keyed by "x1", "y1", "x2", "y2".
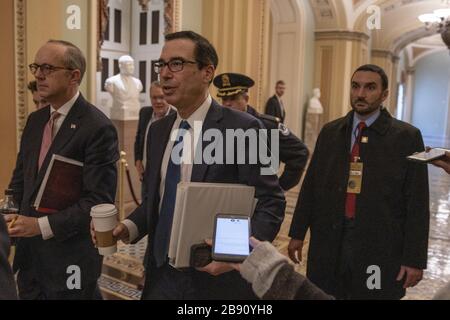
[
  {"x1": 212, "y1": 214, "x2": 251, "y2": 263},
  {"x1": 407, "y1": 148, "x2": 448, "y2": 163}
]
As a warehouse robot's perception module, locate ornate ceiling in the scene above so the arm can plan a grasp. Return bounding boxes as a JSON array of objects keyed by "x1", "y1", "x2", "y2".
[{"x1": 309, "y1": 0, "x2": 449, "y2": 53}]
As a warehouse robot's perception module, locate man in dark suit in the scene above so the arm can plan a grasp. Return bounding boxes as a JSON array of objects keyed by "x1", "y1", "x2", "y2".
[
  {"x1": 134, "y1": 81, "x2": 175, "y2": 184},
  {"x1": 0, "y1": 216, "x2": 17, "y2": 299},
  {"x1": 107, "y1": 31, "x2": 285, "y2": 299},
  {"x1": 213, "y1": 73, "x2": 309, "y2": 191},
  {"x1": 288, "y1": 64, "x2": 429, "y2": 299},
  {"x1": 5, "y1": 40, "x2": 119, "y2": 299},
  {"x1": 265, "y1": 80, "x2": 286, "y2": 123}
]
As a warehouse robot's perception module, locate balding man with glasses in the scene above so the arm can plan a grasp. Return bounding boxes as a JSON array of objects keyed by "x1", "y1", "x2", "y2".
[{"x1": 5, "y1": 40, "x2": 119, "y2": 299}]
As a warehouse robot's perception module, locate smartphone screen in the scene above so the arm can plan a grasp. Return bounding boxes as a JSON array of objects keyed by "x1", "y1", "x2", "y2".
[{"x1": 213, "y1": 216, "x2": 250, "y2": 260}]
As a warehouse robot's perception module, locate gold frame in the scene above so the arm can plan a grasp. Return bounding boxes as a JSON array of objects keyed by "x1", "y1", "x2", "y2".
[{"x1": 14, "y1": 0, "x2": 27, "y2": 146}]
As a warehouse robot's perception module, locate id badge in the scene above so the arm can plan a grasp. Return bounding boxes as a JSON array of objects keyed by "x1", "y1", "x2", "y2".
[{"x1": 347, "y1": 162, "x2": 363, "y2": 194}]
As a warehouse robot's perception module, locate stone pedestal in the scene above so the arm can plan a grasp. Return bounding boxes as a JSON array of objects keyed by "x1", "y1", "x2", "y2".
[
  {"x1": 304, "y1": 112, "x2": 322, "y2": 152},
  {"x1": 111, "y1": 107, "x2": 139, "y2": 121},
  {"x1": 112, "y1": 119, "x2": 141, "y2": 217}
]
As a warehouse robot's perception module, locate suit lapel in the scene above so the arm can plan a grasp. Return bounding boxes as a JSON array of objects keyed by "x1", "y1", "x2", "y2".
[
  {"x1": 191, "y1": 100, "x2": 223, "y2": 182},
  {"x1": 369, "y1": 108, "x2": 391, "y2": 136},
  {"x1": 344, "y1": 111, "x2": 353, "y2": 155},
  {"x1": 32, "y1": 95, "x2": 86, "y2": 195},
  {"x1": 145, "y1": 107, "x2": 153, "y2": 126}
]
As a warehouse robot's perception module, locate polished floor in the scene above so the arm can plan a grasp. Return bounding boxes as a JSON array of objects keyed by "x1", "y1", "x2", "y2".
[
  {"x1": 405, "y1": 165, "x2": 450, "y2": 299},
  {"x1": 276, "y1": 164, "x2": 450, "y2": 300}
]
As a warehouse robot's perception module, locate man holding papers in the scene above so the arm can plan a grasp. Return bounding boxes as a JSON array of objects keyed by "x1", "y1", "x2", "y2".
[
  {"x1": 5, "y1": 40, "x2": 119, "y2": 299},
  {"x1": 110, "y1": 31, "x2": 286, "y2": 299}
]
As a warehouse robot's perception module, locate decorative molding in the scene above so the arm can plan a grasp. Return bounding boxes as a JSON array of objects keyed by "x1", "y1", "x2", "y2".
[
  {"x1": 372, "y1": 49, "x2": 400, "y2": 63},
  {"x1": 315, "y1": 30, "x2": 369, "y2": 42},
  {"x1": 311, "y1": 0, "x2": 335, "y2": 20},
  {"x1": 257, "y1": 0, "x2": 268, "y2": 110},
  {"x1": 14, "y1": 0, "x2": 27, "y2": 147},
  {"x1": 406, "y1": 67, "x2": 416, "y2": 75},
  {"x1": 174, "y1": 0, "x2": 181, "y2": 32},
  {"x1": 98, "y1": 275, "x2": 142, "y2": 300},
  {"x1": 164, "y1": 0, "x2": 180, "y2": 34},
  {"x1": 392, "y1": 55, "x2": 401, "y2": 64},
  {"x1": 137, "y1": 0, "x2": 151, "y2": 11}
]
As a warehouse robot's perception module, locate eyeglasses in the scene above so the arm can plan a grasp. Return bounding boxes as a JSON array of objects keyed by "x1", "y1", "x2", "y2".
[
  {"x1": 154, "y1": 59, "x2": 198, "y2": 74},
  {"x1": 29, "y1": 63, "x2": 74, "y2": 76}
]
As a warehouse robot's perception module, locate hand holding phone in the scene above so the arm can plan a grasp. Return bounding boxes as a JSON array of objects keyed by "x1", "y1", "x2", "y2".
[
  {"x1": 212, "y1": 214, "x2": 251, "y2": 263},
  {"x1": 190, "y1": 243, "x2": 212, "y2": 268},
  {"x1": 407, "y1": 148, "x2": 449, "y2": 163}
]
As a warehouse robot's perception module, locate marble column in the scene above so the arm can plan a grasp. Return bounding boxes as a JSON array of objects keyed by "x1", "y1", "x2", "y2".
[
  {"x1": 371, "y1": 49, "x2": 400, "y2": 114},
  {"x1": 314, "y1": 30, "x2": 370, "y2": 123},
  {"x1": 403, "y1": 67, "x2": 416, "y2": 124}
]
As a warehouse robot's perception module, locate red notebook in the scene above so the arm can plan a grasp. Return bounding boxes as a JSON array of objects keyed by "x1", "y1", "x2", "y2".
[{"x1": 33, "y1": 154, "x2": 83, "y2": 214}]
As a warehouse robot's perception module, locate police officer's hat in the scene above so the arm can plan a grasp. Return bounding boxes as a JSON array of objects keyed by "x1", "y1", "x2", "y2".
[{"x1": 213, "y1": 73, "x2": 255, "y2": 98}]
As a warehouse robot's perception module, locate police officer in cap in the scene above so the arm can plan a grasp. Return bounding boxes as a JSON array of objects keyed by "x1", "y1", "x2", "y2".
[{"x1": 213, "y1": 73, "x2": 309, "y2": 191}]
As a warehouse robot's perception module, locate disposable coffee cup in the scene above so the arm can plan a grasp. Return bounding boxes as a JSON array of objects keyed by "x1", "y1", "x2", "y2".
[{"x1": 90, "y1": 204, "x2": 118, "y2": 256}]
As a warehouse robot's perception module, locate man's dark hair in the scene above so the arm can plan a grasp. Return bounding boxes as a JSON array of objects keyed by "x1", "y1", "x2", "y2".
[
  {"x1": 276, "y1": 80, "x2": 285, "y2": 86},
  {"x1": 165, "y1": 31, "x2": 219, "y2": 69},
  {"x1": 353, "y1": 64, "x2": 389, "y2": 91},
  {"x1": 47, "y1": 39, "x2": 86, "y2": 84},
  {"x1": 27, "y1": 80, "x2": 38, "y2": 93}
]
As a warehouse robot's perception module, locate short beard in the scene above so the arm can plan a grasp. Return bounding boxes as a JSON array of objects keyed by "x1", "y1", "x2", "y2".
[{"x1": 351, "y1": 102, "x2": 381, "y2": 116}]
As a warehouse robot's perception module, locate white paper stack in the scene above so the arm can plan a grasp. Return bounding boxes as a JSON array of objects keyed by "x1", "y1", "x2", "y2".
[{"x1": 168, "y1": 182, "x2": 256, "y2": 268}]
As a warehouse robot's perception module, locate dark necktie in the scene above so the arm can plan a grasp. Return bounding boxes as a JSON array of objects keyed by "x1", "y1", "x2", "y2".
[
  {"x1": 345, "y1": 121, "x2": 366, "y2": 219},
  {"x1": 153, "y1": 120, "x2": 191, "y2": 267}
]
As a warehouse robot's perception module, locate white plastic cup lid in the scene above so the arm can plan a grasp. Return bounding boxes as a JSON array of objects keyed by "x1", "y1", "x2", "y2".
[{"x1": 90, "y1": 204, "x2": 117, "y2": 218}]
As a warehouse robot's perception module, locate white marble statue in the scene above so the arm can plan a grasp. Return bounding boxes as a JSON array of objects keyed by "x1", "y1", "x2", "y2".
[
  {"x1": 305, "y1": 88, "x2": 324, "y2": 152},
  {"x1": 105, "y1": 55, "x2": 143, "y2": 120},
  {"x1": 307, "y1": 88, "x2": 324, "y2": 114}
]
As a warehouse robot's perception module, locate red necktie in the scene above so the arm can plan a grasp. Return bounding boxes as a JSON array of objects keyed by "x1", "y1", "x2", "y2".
[
  {"x1": 345, "y1": 121, "x2": 366, "y2": 219},
  {"x1": 38, "y1": 111, "x2": 60, "y2": 170}
]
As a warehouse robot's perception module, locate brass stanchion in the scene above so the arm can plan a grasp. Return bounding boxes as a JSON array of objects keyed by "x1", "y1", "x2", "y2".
[
  {"x1": 118, "y1": 151, "x2": 128, "y2": 221},
  {"x1": 8, "y1": 244, "x2": 15, "y2": 265}
]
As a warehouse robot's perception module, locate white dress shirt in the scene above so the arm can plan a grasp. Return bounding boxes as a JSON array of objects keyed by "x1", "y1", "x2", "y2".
[
  {"x1": 38, "y1": 91, "x2": 80, "y2": 240},
  {"x1": 350, "y1": 108, "x2": 381, "y2": 151}
]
